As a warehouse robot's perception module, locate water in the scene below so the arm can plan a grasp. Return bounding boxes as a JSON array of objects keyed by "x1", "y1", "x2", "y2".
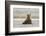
[{"x1": 13, "y1": 19, "x2": 39, "y2": 28}]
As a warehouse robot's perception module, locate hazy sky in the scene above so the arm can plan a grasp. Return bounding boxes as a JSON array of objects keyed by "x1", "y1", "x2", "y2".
[{"x1": 13, "y1": 8, "x2": 39, "y2": 19}]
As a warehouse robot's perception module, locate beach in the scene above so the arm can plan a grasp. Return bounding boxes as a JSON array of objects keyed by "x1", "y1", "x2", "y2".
[{"x1": 13, "y1": 19, "x2": 39, "y2": 28}]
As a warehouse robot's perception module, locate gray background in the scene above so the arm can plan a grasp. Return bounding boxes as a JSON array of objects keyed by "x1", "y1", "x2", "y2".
[{"x1": 13, "y1": 8, "x2": 39, "y2": 28}]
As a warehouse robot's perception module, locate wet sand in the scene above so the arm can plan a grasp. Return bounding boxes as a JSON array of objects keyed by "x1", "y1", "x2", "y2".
[{"x1": 13, "y1": 19, "x2": 39, "y2": 28}]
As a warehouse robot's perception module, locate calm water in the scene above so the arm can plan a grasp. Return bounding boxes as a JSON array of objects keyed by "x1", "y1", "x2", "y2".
[{"x1": 13, "y1": 19, "x2": 39, "y2": 28}]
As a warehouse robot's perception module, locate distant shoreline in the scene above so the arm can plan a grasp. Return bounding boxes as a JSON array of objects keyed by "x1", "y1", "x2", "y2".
[{"x1": 13, "y1": 18, "x2": 39, "y2": 21}]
